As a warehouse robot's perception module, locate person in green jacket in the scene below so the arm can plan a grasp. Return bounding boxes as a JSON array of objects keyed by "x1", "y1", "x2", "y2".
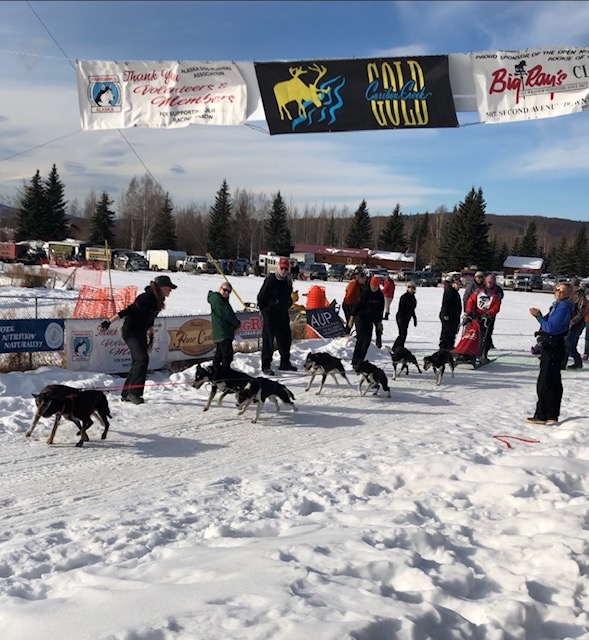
[{"x1": 208, "y1": 282, "x2": 241, "y2": 376}]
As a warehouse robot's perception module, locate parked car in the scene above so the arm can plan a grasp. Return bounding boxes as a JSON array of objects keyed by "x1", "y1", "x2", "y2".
[
  {"x1": 396, "y1": 268, "x2": 415, "y2": 282},
  {"x1": 503, "y1": 273, "x2": 515, "y2": 288},
  {"x1": 327, "y1": 263, "x2": 347, "y2": 281},
  {"x1": 416, "y1": 270, "x2": 440, "y2": 287},
  {"x1": 513, "y1": 273, "x2": 543, "y2": 291},
  {"x1": 304, "y1": 263, "x2": 328, "y2": 281},
  {"x1": 112, "y1": 250, "x2": 149, "y2": 271},
  {"x1": 180, "y1": 255, "x2": 216, "y2": 274}
]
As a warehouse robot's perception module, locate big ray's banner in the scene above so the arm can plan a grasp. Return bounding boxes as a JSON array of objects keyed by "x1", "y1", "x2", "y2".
[
  {"x1": 472, "y1": 47, "x2": 589, "y2": 123},
  {"x1": 77, "y1": 60, "x2": 248, "y2": 130},
  {"x1": 254, "y1": 56, "x2": 458, "y2": 135}
]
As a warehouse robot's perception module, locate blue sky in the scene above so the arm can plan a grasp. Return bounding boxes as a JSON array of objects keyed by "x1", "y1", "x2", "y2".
[{"x1": 1, "y1": 1, "x2": 589, "y2": 220}]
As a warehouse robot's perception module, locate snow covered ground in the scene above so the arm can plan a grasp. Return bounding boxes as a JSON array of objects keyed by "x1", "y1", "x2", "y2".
[{"x1": 1, "y1": 269, "x2": 588, "y2": 640}]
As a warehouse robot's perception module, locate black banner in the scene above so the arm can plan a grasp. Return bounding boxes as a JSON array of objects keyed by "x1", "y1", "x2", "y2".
[
  {"x1": 306, "y1": 307, "x2": 346, "y2": 339},
  {"x1": 255, "y1": 56, "x2": 458, "y2": 135}
]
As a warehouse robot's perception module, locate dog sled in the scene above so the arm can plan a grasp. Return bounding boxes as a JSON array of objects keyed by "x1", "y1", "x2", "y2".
[{"x1": 452, "y1": 316, "x2": 494, "y2": 369}]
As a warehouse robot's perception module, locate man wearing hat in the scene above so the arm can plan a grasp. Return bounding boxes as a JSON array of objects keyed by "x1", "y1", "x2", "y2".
[
  {"x1": 257, "y1": 257, "x2": 297, "y2": 375},
  {"x1": 349, "y1": 275, "x2": 384, "y2": 366},
  {"x1": 439, "y1": 276, "x2": 462, "y2": 349},
  {"x1": 101, "y1": 274, "x2": 177, "y2": 404}
]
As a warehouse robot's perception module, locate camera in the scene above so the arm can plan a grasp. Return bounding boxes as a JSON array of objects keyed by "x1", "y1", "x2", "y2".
[{"x1": 531, "y1": 330, "x2": 549, "y2": 356}]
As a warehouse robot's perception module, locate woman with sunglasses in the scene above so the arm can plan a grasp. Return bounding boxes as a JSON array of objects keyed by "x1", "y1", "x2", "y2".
[
  {"x1": 257, "y1": 257, "x2": 297, "y2": 375},
  {"x1": 527, "y1": 282, "x2": 575, "y2": 425},
  {"x1": 392, "y1": 280, "x2": 418, "y2": 349},
  {"x1": 208, "y1": 282, "x2": 241, "y2": 376}
]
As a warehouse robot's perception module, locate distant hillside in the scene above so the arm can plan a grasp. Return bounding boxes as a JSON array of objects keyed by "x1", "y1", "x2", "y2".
[{"x1": 486, "y1": 213, "x2": 587, "y2": 247}]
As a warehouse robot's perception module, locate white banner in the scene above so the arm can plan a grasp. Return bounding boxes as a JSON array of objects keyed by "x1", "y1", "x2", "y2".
[
  {"x1": 65, "y1": 312, "x2": 262, "y2": 373},
  {"x1": 472, "y1": 47, "x2": 589, "y2": 123},
  {"x1": 77, "y1": 60, "x2": 248, "y2": 130}
]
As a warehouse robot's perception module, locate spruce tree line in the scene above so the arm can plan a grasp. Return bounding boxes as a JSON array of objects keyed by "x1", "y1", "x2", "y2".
[{"x1": 13, "y1": 165, "x2": 588, "y2": 275}]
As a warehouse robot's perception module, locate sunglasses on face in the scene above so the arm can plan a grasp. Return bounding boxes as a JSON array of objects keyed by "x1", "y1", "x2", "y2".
[
  {"x1": 279, "y1": 266, "x2": 288, "y2": 270},
  {"x1": 408, "y1": 286, "x2": 416, "y2": 290},
  {"x1": 221, "y1": 287, "x2": 232, "y2": 293}
]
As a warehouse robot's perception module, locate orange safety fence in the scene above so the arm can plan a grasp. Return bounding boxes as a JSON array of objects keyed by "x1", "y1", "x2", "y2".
[
  {"x1": 73, "y1": 285, "x2": 138, "y2": 319},
  {"x1": 305, "y1": 285, "x2": 330, "y2": 338}
]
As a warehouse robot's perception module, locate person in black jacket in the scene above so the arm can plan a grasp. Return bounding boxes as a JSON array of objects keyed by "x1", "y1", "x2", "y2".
[
  {"x1": 392, "y1": 280, "x2": 417, "y2": 349},
  {"x1": 349, "y1": 276, "x2": 385, "y2": 367},
  {"x1": 257, "y1": 257, "x2": 297, "y2": 375},
  {"x1": 101, "y1": 274, "x2": 176, "y2": 404},
  {"x1": 439, "y1": 277, "x2": 462, "y2": 350}
]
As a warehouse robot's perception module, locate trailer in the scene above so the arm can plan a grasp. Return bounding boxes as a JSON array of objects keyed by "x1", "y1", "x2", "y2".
[
  {"x1": 0, "y1": 242, "x2": 30, "y2": 262},
  {"x1": 146, "y1": 250, "x2": 187, "y2": 272}
]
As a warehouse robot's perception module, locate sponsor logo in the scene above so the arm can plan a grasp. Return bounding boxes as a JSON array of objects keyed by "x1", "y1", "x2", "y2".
[
  {"x1": 168, "y1": 318, "x2": 213, "y2": 356},
  {"x1": 72, "y1": 332, "x2": 92, "y2": 361},
  {"x1": 88, "y1": 75, "x2": 122, "y2": 113}
]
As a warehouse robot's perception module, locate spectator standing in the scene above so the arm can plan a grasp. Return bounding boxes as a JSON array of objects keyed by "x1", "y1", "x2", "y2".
[
  {"x1": 349, "y1": 276, "x2": 385, "y2": 366},
  {"x1": 208, "y1": 282, "x2": 241, "y2": 376},
  {"x1": 439, "y1": 277, "x2": 462, "y2": 350},
  {"x1": 101, "y1": 275, "x2": 177, "y2": 405},
  {"x1": 464, "y1": 273, "x2": 502, "y2": 358},
  {"x1": 462, "y1": 271, "x2": 485, "y2": 312},
  {"x1": 563, "y1": 279, "x2": 588, "y2": 370},
  {"x1": 527, "y1": 282, "x2": 575, "y2": 424},
  {"x1": 382, "y1": 274, "x2": 396, "y2": 320},
  {"x1": 257, "y1": 257, "x2": 297, "y2": 375},
  {"x1": 583, "y1": 282, "x2": 589, "y2": 361},
  {"x1": 342, "y1": 268, "x2": 367, "y2": 334},
  {"x1": 392, "y1": 281, "x2": 418, "y2": 349}
]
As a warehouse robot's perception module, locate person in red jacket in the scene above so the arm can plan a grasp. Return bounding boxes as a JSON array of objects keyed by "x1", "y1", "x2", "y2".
[
  {"x1": 465, "y1": 273, "x2": 502, "y2": 358},
  {"x1": 382, "y1": 274, "x2": 396, "y2": 320}
]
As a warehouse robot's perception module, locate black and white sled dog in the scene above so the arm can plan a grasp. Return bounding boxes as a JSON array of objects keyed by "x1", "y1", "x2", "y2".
[
  {"x1": 192, "y1": 363, "x2": 255, "y2": 411},
  {"x1": 236, "y1": 377, "x2": 297, "y2": 423},
  {"x1": 423, "y1": 350, "x2": 455, "y2": 386},
  {"x1": 353, "y1": 360, "x2": 391, "y2": 397},
  {"x1": 26, "y1": 384, "x2": 111, "y2": 447},
  {"x1": 389, "y1": 346, "x2": 422, "y2": 380},
  {"x1": 303, "y1": 351, "x2": 353, "y2": 395}
]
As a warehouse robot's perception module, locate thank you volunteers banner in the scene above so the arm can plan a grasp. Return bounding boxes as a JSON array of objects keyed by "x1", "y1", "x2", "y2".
[
  {"x1": 472, "y1": 47, "x2": 589, "y2": 123},
  {"x1": 77, "y1": 60, "x2": 248, "y2": 130},
  {"x1": 254, "y1": 55, "x2": 458, "y2": 135},
  {"x1": 65, "y1": 312, "x2": 263, "y2": 373},
  {"x1": 0, "y1": 319, "x2": 64, "y2": 353}
]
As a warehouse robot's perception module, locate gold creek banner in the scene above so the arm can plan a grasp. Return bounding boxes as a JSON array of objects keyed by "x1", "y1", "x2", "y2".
[{"x1": 254, "y1": 56, "x2": 458, "y2": 135}]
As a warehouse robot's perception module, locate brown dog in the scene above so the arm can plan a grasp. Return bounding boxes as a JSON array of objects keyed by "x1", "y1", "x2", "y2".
[{"x1": 27, "y1": 384, "x2": 111, "y2": 447}]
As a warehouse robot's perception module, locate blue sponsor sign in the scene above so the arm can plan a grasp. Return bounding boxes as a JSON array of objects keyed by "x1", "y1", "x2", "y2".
[
  {"x1": 0, "y1": 319, "x2": 65, "y2": 353},
  {"x1": 306, "y1": 307, "x2": 346, "y2": 339}
]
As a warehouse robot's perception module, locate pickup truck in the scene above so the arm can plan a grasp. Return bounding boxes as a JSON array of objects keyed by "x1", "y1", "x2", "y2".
[{"x1": 179, "y1": 255, "x2": 216, "y2": 274}]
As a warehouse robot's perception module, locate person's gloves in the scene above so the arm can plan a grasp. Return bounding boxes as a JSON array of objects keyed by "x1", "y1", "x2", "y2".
[
  {"x1": 270, "y1": 298, "x2": 280, "y2": 307},
  {"x1": 147, "y1": 334, "x2": 154, "y2": 353},
  {"x1": 375, "y1": 322, "x2": 383, "y2": 335},
  {"x1": 348, "y1": 317, "x2": 355, "y2": 329},
  {"x1": 375, "y1": 322, "x2": 383, "y2": 348},
  {"x1": 413, "y1": 317, "x2": 417, "y2": 327},
  {"x1": 100, "y1": 320, "x2": 111, "y2": 330}
]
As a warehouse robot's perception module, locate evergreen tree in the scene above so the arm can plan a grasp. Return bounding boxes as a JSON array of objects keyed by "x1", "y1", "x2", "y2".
[
  {"x1": 550, "y1": 237, "x2": 575, "y2": 275},
  {"x1": 519, "y1": 220, "x2": 540, "y2": 256},
  {"x1": 15, "y1": 170, "x2": 45, "y2": 241},
  {"x1": 436, "y1": 188, "x2": 491, "y2": 270},
  {"x1": 498, "y1": 240, "x2": 510, "y2": 271},
  {"x1": 378, "y1": 203, "x2": 407, "y2": 251},
  {"x1": 149, "y1": 193, "x2": 177, "y2": 250},
  {"x1": 264, "y1": 191, "x2": 294, "y2": 256},
  {"x1": 89, "y1": 191, "x2": 116, "y2": 246},
  {"x1": 511, "y1": 236, "x2": 522, "y2": 256},
  {"x1": 207, "y1": 179, "x2": 233, "y2": 258},
  {"x1": 570, "y1": 225, "x2": 589, "y2": 275},
  {"x1": 324, "y1": 215, "x2": 337, "y2": 246},
  {"x1": 345, "y1": 199, "x2": 373, "y2": 249},
  {"x1": 44, "y1": 164, "x2": 68, "y2": 240}
]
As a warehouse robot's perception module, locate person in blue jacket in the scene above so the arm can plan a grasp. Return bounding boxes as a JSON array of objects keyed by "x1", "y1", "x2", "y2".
[{"x1": 527, "y1": 282, "x2": 575, "y2": 424}]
